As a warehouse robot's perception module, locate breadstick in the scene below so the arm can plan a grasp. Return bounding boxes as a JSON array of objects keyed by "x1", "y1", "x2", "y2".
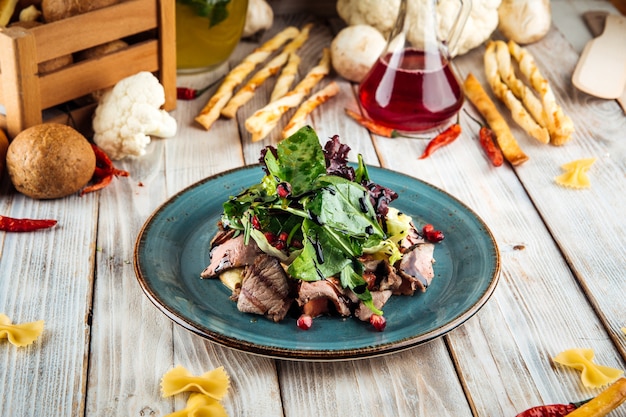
[
  {"x1": 221, "y1": 24, "x2": 313, "y2": 118},
  {"x1": 494, "y1": 40, "x2": 547, "y2": 129},
  {"x1": 484, "y1": 41, "x2": 550, "y2": 144},
  {"x1": 282, "y1": 81, "x2": 340, "y2": 138},
  {"x1": 508, "y1": 40, "x2": 574, "y2": 145},
  {"x1": 245, "y1": 48, "x2": 331, "y2": 142},
  {"x1": 463, "y1": 73, "x2": 529, "y2": 166},
  {"x1": 220, "y1": 52, "x2": 289, "y2": 118},
  {"x1": 194, "y1": 26, "x2": 300, "y2": 130},
  {"x1": 270, "y1": 53, "x2": 302, "y2": 102}
]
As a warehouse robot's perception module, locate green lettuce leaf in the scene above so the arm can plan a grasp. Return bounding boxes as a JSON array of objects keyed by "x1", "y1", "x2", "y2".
[{"x1": 264, "y1": 126, "x2": 327, "y2": 197}]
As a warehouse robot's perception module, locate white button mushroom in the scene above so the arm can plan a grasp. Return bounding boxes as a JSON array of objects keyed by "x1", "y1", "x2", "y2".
[
  {"x1": 497, "y1": 0, "x2": 552, "y2": 44},
  {"x1": 330, "y1": 24, "x2": 387, "y2": 83}
]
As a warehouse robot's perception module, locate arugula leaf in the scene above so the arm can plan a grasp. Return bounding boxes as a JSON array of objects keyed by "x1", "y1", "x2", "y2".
[
  {"x1": 288, "y1": 220, "x2": 354, "y2": 281},
  {"x1": 307, "y1": 175, "x2": 384, "y2": 239},
  {"x1": 177, "y1": 0, "x2": 231, "y2": 27},
  {"x1": 264, "y1": 126, "x2": 327, "y2": 197},
  {"x1": 222, "y1": 175, "x2": 277, "y2": 229}
]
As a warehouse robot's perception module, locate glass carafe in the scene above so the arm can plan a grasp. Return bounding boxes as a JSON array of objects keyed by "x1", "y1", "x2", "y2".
[
  {"x1": 175, "y1": 0, "x2": 249, "y2": 73},
  {"x1": 358, "y1": 0, "x2": 471, "y2": 133}
]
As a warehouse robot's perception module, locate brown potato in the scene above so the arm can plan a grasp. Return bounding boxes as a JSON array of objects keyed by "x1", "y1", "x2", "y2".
[
  {"x1": 6, "y1": 123, "x2": 96, "y2": 199},
  {"x1": 9, "y1": 21, "x2": 73, "y2": 73},
  {"x1": 41, "y1": 0, "x2": 118, "y2": 22},
  {"x1": 0, "y1": 128, "x2": 9, "y2": 180}
]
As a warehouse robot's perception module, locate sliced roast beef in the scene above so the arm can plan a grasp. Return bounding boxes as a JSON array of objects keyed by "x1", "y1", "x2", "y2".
[
  {"x1": 210, "y1": 224, "x2": 235, "y2": 247},
  {"x1": 201, "y1": 233, "x2": 263, "y2": 278},
  {"x1": 296, "y1": 278, "x2": 354, "y2": 317},
  {"x1": 354, "y1": 290, "x2": 392, "y2": 322},
  {"x1": 360, "y1": 255, "x2": 403, "y2": 292},
  {"x1": 396, "y1": 242, "x2": 435, "y2": 295},
  {"x1": 234, "y1": 254, "x2": 294, "y2": 322},
  {"x1": 399, "y1": 224, "x2": 426, "y2": 251}
]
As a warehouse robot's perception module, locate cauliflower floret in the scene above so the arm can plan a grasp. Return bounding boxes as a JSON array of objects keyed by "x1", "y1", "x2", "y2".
[
  {"x1": 437, "y1": 0, "x2": 501, "y2": 56},
  {"x1": 92, "y1": 71, "x2": 177, "y2": 160},
  {"x1": 337, "y1": 0, "x2": 401, "y2": 37},
  {"x1": 336, "y1": 0, "x2": 501, "y2": 57}
]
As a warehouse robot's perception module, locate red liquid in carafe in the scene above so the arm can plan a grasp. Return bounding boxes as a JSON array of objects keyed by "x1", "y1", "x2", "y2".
[{"x1": 358, "y1": 48, "x2": 464, "y2": 132}]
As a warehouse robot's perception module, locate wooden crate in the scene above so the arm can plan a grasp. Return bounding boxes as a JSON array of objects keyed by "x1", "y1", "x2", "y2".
[{"x1": 0, "y1": 0, "x2": 176, "y2": 138}]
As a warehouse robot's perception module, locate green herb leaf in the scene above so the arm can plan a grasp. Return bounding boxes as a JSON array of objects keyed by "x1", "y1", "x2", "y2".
[
  {"x1": 264, "y1": 126, "x2": 327, "y2": 197},
  {"x1": 288, "y1": 220, "x2": 356, "y2": 281},
  {"x1": 222, "y1": 176, "x2": 277, "y2": 229},
  {"x1": 307, "y1": 175, "x2": 384, "y2": 239},
  {"x1": 177, "y1": 0, "x2": 232, "y2": 28}
]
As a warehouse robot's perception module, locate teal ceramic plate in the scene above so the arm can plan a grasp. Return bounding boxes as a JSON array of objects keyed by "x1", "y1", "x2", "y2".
[{"x1": 134, "y1": 165, "x2": 500, "y2": 361}]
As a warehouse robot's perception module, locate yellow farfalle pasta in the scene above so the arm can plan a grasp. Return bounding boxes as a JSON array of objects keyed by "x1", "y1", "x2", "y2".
[
  {"x1": 164, "y1": 392, "x2": 228, "y2": 417},
  {"x1": 0, "y1": 314, "x2": 44, "y2": 347},
  {"x1": 553, "y1": 348, "x2": 624, "y2": 388},
  {"x1": 555, "y1": 158, "x2": 596, "y2": 189},
  {"x1": 161, "y1": 365, "x2": 230, "y2": 400}
]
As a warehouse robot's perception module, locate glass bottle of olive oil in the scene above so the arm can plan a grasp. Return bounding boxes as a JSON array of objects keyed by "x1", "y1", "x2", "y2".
[{"x1": 175, "y1": 0, "x2": 249, "y2": 73}]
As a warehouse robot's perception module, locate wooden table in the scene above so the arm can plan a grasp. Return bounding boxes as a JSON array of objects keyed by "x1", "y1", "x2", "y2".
[{"x1": 1, "y1": 1, "x2": 625, "y2": 415}]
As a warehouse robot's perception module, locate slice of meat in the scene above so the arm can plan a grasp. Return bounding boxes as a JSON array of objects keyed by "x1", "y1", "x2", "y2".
[
  {"x1": 234, "y1": 254, "x2": 294, "y2": 322},
  {"x1": 360, "y1": 255, "x2": 402, "y2": 292},
  {"x1": 399, "y1": 223, "x2": 426, "y2": 251},
  {"x1": 297, "y1": 278, "x2": 354, "y2": 317},
  {"x1": 396, "y1": 242, "x2": 435, "y2": 295},
  {"x1": 201, "y1": 234, "x2": 263, "y2": 278},
  {"x1": 354, "y1": 290, "x2": 392, "y2": 322}
]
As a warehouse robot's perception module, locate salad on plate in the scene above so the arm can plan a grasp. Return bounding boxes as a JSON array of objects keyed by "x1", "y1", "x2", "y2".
[{"x1": 201, "y1": 126, "x2": 442, "y2": 331}]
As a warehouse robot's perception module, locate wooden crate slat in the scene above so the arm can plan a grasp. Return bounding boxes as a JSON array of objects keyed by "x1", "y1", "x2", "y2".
[
  {"x1": 0, "y1": 27, "x2": 43, "y2": 136},
  {"x1": 31, "y1": 0, "x2": 158, "y2": 62},
  {"x1": 158, "y1": 0, "x2": 177, "y2": 111},
  {"x1": 39, "y1": 41, "x2": 159, "y2": 109}
]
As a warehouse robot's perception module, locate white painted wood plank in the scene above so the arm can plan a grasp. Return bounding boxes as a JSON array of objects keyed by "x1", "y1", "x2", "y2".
[
  {"x1": 364, "y1": 22, "x2": 626, "y2": 416},
  {"x1": 278, "y1": 344, "x2": 473, "y2": 417},
  {"x1": 0, "y1": 191, "x2": 97, "y2": 416}
]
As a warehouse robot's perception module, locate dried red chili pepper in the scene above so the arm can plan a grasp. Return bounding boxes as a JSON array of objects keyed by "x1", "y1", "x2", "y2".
[
  {"x1": 345, "y1": 108, "x2": 400, "y2": 138},
  {"x1": 465, "y1": 110, "x2": 504, "y2": 167},
  {"x1": 176, "y1": 77, "x2": 224, "y2": 100},
  {"x1": 418, "y1": 123, "x2": 462, "y2": 159},
  {"x1": 81, "y1": 144, "x2": 130, "y2": 196},
  {"x1": 515, "y1": 399, "x2": 591, "y2": 417},
  {"x1": 478, "y1": 125, "x2": 504, "y2": 167},
  {"x1": 0, "y1": 215, "x2": 57, "y2": 232},
  {"x1": 80, "y1": 175, "x2": 113, "y2": 196}
]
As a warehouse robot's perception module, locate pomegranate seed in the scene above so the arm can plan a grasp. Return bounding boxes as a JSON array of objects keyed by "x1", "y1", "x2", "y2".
[
  {"x1": 274, "y1": 240, "x2": 286, "y2": 250},
  {"x1": 278, "y1": 231, "x2": 289, "y2": 242},
  {"x1": 251, "y1": 215, "x2": 261, "y2": 230},
  {"x1": 369, "y1": 314, "x2": 386, "y2": 331},
  {"x1": 264, "y1": 232, "x2": 277, "y2": 243},
  {"x1": 422, "y1": 224, "x2": 444, "y2": 243},
  {"x1": 297, "y1": 315, "x2": 312, "y2": 330},
  {"x1": 277, "y1": 182, "x2": 292, "y2": 198}
]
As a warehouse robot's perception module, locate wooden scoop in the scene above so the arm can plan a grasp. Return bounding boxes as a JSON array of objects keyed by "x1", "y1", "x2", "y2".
[{"x1": 572, "y1": 13, "x2": 626, "y2": 99}]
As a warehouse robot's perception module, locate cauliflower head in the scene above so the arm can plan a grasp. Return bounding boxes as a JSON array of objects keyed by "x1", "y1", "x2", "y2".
[
  {"x1": 92, "y1": 71, "x2": 177, "y2": 160},
  {"x1": 336, "y1": 0, "x2": 501, "y2": 57},
  {"x1": 336, "y1": 0, "x2": 401, "y2": 37},
  {"x1": 436, "y1": 0, "x2": 501, "y2": 56}
]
